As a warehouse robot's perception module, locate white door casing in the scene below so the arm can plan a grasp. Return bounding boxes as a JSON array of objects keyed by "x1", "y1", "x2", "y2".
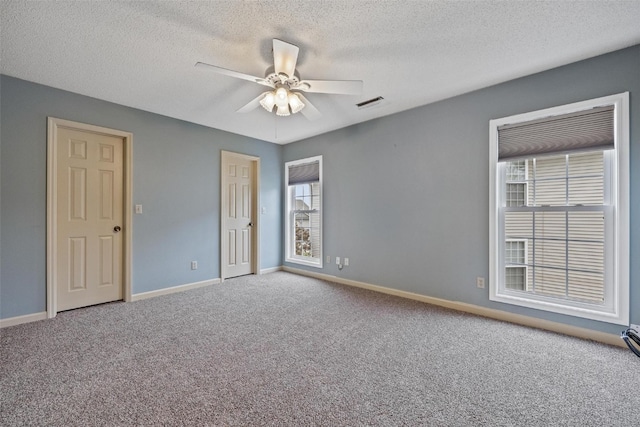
[
  {"x1": 221, "y1": 151, "x2": 260, "y2": 280},
  {"x1": 47, "y1": 118, "x2": 132, "y2": 317}
]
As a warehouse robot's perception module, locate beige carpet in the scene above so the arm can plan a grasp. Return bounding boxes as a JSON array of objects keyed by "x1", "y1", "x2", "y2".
[{"x1": 1, "y1": 271, "x2": 638, "y2": 426}]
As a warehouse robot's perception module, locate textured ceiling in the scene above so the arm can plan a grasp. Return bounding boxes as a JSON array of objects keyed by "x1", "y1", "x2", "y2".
[{"x1": 2, "y1": 1, "x2": 640, "y2": 144}]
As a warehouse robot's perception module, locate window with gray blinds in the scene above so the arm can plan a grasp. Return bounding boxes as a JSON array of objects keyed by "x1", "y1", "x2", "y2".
[
  {"x1": 286, "y1": 155, "x2": 323, "y2": 268},
  {"x1": 490, "y1": 92, "x2": 629, "y2": 325},
  {"x1": 288, "y1": 160, "x2": 320, "y2": 185},
  {"x1": 497, "y1": 105, "x2": 614, "y2": 161}
]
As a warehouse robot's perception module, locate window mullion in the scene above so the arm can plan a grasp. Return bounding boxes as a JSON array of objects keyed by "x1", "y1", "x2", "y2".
[
  {"x1": 565, "y1": 210, "x2": 569, "y2": 298},
  {"x1": 532, "y1": 210, "x2": 536, "y2": 294},
  {"x1": 564, "y1": 155, "x2": 569, "y2": 298}
]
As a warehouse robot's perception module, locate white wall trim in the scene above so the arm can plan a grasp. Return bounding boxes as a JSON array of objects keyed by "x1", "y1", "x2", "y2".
[
  {"x1": 0, "y1": 312, "x2": 48, "y2": 328},
  {"x1": 282, "y1": 266, "x2": 624, "y2": 348},
  {"x1": 131, "y1": 278, "x2": 220, "y2": 302},
  {"x1": 1, "y1": 279, "x2": 220, "y2": 327},
  {"x1": 2, "y1": 269, "x2": 623, "y2": 348}
]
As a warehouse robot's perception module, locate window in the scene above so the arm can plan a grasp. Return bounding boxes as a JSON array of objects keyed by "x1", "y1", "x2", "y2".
[
  {"x1": 285, "y1": 156, "x2": 322, "y2": 267},
  {"x1": 506, "y1": 160, "x2": 527, "y2": 207},
  {"x1": 489, "y1": 93, "x2": 629, "y2": 325},
  {"x1": 505, "y1": 239, "x2": 527, "y2": 291}
]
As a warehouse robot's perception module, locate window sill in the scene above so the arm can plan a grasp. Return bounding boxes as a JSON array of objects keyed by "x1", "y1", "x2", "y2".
[
  {"x1": 490, "y1": 290, "x2": 627, "y2": 326},
  {"x1": 285, "y1": 257, "x2": 323, "y2": 269}
]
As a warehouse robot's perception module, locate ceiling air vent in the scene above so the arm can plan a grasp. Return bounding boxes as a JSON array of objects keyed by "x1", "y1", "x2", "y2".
[{"x1": 356, "y1": 96, "x2": 384, "y2": 110}]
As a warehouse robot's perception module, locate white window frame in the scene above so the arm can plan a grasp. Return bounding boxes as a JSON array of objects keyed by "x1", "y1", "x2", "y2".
[
  {"x1": 285, "y1": 156, "x2": 323, "y2": 268},
  {"x1": 489, "y1": 93, "x2": 629, "y2": 325}
]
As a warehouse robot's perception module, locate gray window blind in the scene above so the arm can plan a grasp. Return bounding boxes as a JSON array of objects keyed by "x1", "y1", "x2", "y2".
[
  {"x1": 288, "y1": 160, "x2": 320, "y2": 185},
  {"x1": 498, "y1": 105, "x2": 614, "y2": 161}
]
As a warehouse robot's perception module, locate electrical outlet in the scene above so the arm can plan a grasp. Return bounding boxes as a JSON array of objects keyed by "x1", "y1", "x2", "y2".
[
  {"x1": 476, "y1": 277, "x2": 485, "y2": 289},
  {"x1": 191, "y1": 261, "x2": 198, "y2": 270},
  {"x1": 344, "y1": 257, "x2": 349, "y2": 266},
  {"x1": 631, "y1": 324, "x2": 640, "y2": 331},
  {"x1": 326, "y1": 255, "x2": 330, "y2": 264},
  {"x1": 336, "y1": 257, "x2": 341, "y2": 265}
]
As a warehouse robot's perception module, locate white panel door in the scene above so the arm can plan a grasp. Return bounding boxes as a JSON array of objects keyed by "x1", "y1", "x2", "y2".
[
  {"x1": 222, "y1": 154, "x2": 253, "y2": 278},
  {"x1": 56, "y1": 127, "x2": 124, "y2": 311}
]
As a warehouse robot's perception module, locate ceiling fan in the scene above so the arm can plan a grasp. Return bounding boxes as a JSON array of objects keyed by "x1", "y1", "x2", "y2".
[{"x1": 195, "y1": 39, "x2": 363, "y2": 121}]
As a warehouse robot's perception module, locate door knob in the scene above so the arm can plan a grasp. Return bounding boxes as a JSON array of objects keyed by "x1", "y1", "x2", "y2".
[
  {"x1": 114, "y1": 226, "x2": 122, "y2": 233},
  {"x1": 248, "y1": 222, "x2": 253, "y2": 227}
]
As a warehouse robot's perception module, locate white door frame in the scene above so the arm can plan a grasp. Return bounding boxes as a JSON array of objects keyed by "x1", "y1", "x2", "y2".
[
  {"x1": 46, "y1": 117, "x2": 133, "y2": 318},
  {"x1": 220, "y1": 150, "x2": 260, "y2": 281}
]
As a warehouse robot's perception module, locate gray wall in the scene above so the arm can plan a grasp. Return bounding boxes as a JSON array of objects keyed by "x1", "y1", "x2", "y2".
[
  {"x1": 0, "y1": 75, "x2": 282, "y2": 319},
  {"x1": 2, "y1": 45, "x2": 637, "y2": 335},
  {"x1": 283, "y1": 45, "x2": 639, "y2": 335}
]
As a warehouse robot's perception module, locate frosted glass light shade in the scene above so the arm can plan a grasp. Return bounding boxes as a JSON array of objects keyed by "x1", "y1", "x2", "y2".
[
  {"x1": 276, "y1": 104, "x2": 290, "y2": 116},
  {"x1": 275, "y1": 87, "x2": 289, "y2": 107},
  {"x1": 260, "y1": 87, "x2": 306, "y2": 116},
  {"x1": 288, "y1": 93, "x2": 305, "y2": 114},
  {"x1": 260, "y1": 92, "x2": 275, "y2": 112}
]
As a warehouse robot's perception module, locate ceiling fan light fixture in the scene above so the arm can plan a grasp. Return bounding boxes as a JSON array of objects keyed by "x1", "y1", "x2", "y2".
[
  {"x1": 259, "y1": 87, "x2": 304, "y2": 116},
  {"x1": 259, "y1": 92, "x2": 275, "y2": 112},
  {"x1": 288, "y1": 92, "x2": 305, "y2": 114},
  {"x1": 198, "y1": 38, "x2": 363, "y2": 121},
  {"x1": 276, "y1": 104, "x2": 291, "y2": 116},
  {"x1": 275, "y1": 87, "x2": 289, "y2": 107}
]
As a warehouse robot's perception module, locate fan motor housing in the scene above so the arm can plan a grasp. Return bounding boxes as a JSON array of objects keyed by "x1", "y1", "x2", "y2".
[{"x1": 265, "y1": 72, "x2": 300, "y2": 88}]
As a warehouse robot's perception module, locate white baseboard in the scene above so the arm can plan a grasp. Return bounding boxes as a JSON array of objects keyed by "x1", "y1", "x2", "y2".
[
  {"x1": 1, "y1": 279, "x2": 220, "y2": 327},
  {"x1": 131, "y1": 278, "x2": 220, "y2": 301},
  {"x1": 282, "y1": 266, "x2": 624, "y2": 348},
  {"x1": 3, "y1": 270, "x2": 624, "y2": 348},
  {"x1": 0, "y1": 311, "x2": 48, "y2": 328}
]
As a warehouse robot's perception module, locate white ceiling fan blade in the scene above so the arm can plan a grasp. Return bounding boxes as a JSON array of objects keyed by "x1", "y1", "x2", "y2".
[
  {"x1": 273, "y1": 39, "x2": 299, "y2": 78},
  {"x1": 295, "y1": 93, "x2": 322, "y2": 121},
  {"x1": 236, "y1": 92, "x2": 270, "y2": 113},
  {"x1": 195, "y1": 62, "x2": 273, "y2": 88},
  {"x1": 295, "y1": 79, "x2": 363, "y2": 95}
]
